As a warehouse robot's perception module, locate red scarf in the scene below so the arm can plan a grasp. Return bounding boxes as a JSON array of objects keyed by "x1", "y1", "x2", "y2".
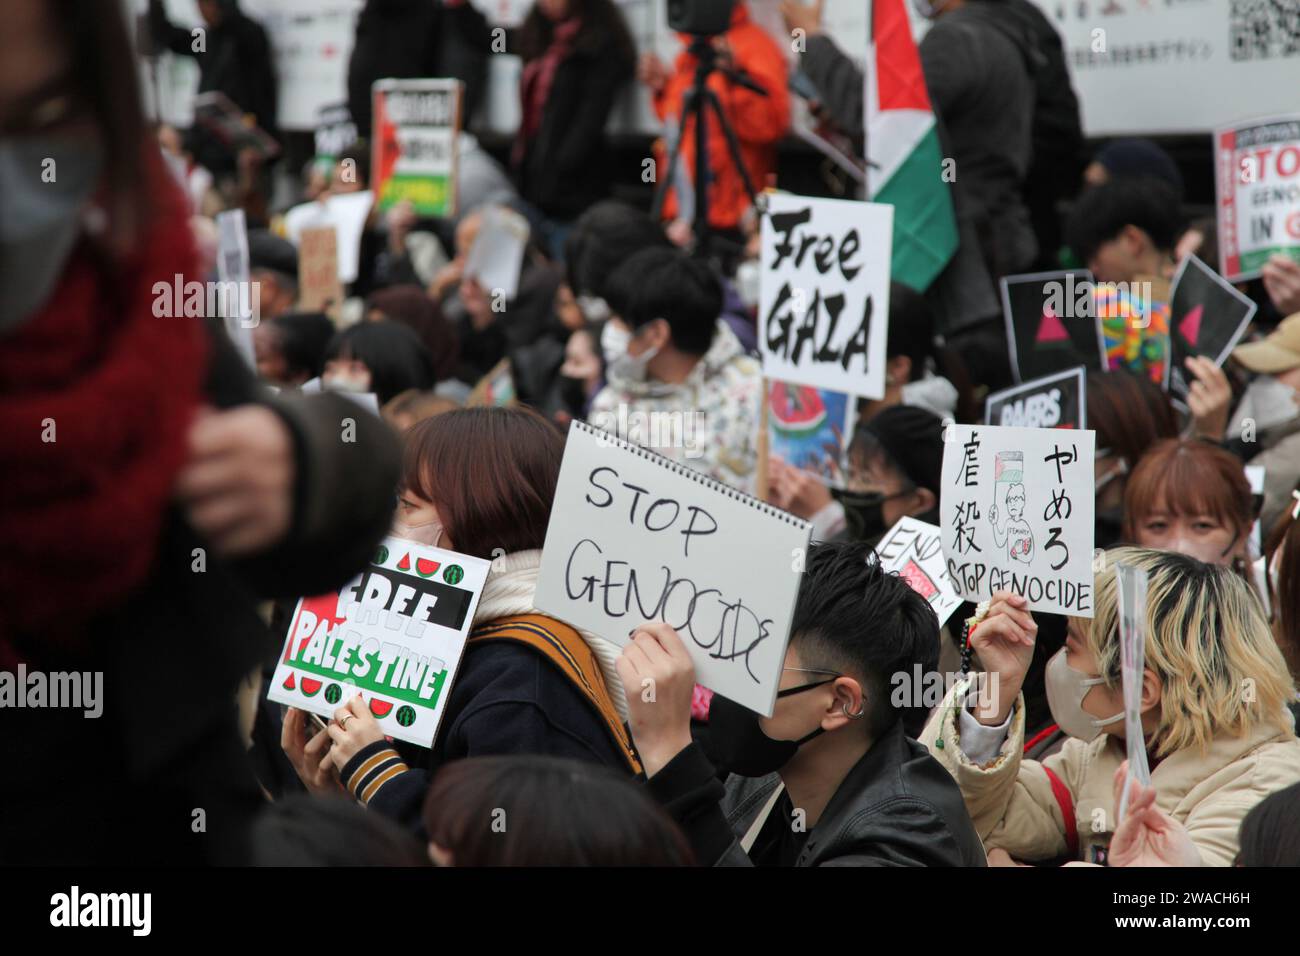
[
  {"x1": 0, "y1": 149, "x2": 209, "y2": 664},
  {"x1": 513, "y1": 17, "x2": 584, "y2": 169}
]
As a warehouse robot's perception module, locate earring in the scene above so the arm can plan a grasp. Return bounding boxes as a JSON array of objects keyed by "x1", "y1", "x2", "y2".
[{"x1": 842, "y1": 701, "x2": 866, "y2": 720}]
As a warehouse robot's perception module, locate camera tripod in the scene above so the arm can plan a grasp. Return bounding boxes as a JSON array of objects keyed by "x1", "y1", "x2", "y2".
[{"x1": 651, "y1": 35, "x2": 768, "y2": 262}]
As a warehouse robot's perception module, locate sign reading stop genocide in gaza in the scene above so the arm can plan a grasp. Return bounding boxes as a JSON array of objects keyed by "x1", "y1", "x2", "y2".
[{"x1": 1215, "y1": 114, "x2": 1300, "y2": 283}]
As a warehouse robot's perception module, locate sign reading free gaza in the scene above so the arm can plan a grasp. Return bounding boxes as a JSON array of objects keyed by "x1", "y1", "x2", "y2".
[{"x1": 266, "y1": 538, "x2": 490, "y2": 747}]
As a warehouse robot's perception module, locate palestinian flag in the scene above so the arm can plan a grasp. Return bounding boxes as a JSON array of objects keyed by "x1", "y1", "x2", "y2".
[{"x1": 865, "y1": 0, "x2": 958, "y2": 293}]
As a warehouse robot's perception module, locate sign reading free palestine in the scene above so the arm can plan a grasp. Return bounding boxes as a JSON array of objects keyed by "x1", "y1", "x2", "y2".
[{"x1": 266, "y1": 538, "x2": 490, "y2": 747}]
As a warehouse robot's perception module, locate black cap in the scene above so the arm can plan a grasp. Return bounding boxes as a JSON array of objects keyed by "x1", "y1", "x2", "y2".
[
  {"x1": 248, "y1": 229, "x2": 300, "y2": 280},
  {"x1": 859, "y1": 405, "x2": 945, "y2": 494}
]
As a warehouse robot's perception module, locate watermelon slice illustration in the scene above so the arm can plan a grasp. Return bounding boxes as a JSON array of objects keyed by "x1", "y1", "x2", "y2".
[
  {"x1": 396, "y1": 552, "x2": 411, "y2": 572},
  {"x1": 770, "y1": 382, "x2": 827, "y2": 436},
  {"x1": 416, "y1": 558, "x2": 439, "y2": 578},
  {"x1": 282, "y1": 673, "x2": 296, "y2": 691},
  {"x1": 369, "y1": 698, "x2": 394, "y2": 719},
  {"x1": 301, "y1": 678, "x2": 323, "y2": 697}
]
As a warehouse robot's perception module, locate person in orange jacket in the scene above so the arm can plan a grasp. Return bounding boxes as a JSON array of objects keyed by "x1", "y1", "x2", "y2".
[{"x1": 639, "y1": 1, "x2": 790, "y2": 240}]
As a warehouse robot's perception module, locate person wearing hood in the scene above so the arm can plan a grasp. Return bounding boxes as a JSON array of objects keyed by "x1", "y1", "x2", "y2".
[
  {"x1": 921, "y1": 547, "x2": 1300, "y2": 866},
  {"x1": 291, "y1": 408, "x2": 641, "y2": 835},
  {"x1": 587, "y1": 247, "x2": 763, "y2": 494},
  {"x1": 1228, "y1": 313, "x2": 1300, "y2": 534},
  {"x1": 769, "y1": 405, "x2": 945, "y2": 544}
]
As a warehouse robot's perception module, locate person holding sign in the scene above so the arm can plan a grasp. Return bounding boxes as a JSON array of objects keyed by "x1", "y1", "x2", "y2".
[
  {"x1": 304, "y1": 409, "x2": 640, "y2": 834},
  {"x1": 921, "y1": 548, "x2": 1300, "y2": 866},
  {"x1": 619, "y1": 541, "x2": 986, "y2": 867}
]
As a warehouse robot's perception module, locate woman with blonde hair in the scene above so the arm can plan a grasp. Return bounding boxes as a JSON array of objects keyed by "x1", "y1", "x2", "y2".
[{"x1": 921, "y1": 547, "x2": 1300, "y2": 866}]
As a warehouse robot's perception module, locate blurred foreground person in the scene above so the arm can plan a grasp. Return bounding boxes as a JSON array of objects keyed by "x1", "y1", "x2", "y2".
[{"x1": 0, "y1": 0, "x2": 399, "y2": 864}]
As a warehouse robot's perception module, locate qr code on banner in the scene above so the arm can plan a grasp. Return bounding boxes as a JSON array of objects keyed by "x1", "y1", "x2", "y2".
[{"x1": 1230, "y1": 0, "x2": 1300, "y2": 60}]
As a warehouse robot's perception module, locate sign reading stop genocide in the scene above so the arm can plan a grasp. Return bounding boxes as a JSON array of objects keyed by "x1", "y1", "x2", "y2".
[{"x1": 1215, "y1": 114, "x2": 1300, "y2": 283}]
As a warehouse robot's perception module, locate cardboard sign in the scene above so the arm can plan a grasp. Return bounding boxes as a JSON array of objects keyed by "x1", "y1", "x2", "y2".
[
  {"x1": 1001, "y1": 271, "x2": 1105, "y2": 383},
  {"x1": 372, "y1": 78, "x2": 461, "y2": 218},
  {"x1": 464, "y1": 205, "x2": 530, "y2": 300},
  {"x1": 214, "y1": 208, "x2": 257, "y2": 369},
  {"x1": 1115, "y1": 561, "x2": 1151, "y2": 822},
  {"x1": 985, "y1": 367, "x2": 1086, "y2": 430},
  {"x1": 266, "y1": 538, "x2": 490, "y2": 747},
  {"x1": 1098, "y1": 276, "x2": 1171, "y2": 387},
  {"x1": 758, "y1": 193, "x2": 892, "y2": 399},
  {"x1": 1215, "y1": 114, "x2": 1300, "y2": 283},
  {"x1": 283, "y1": 190, "x2": 374, "y2": 285},
  {"x1": 874, "y1": 517, "x2": 962, "y2": 626},
  {"x1": 1166, "y1": 253, "x2": 1258, "y2": 403},
  {"x1": 765, "y1": 380, "x2": 854, "y2": 489},
  {"x1": 297, "y1": 226, "x2": 344, "y2": 314},
  {"x1": 941, "y1": 424, "x2": 1096, "y2": 617},
  {"x1": 534, "y1": 420, "x2": 812, "y2": 716},
  {"x1": 466, "y1": 358, "x2": 517, "y2": 408}
]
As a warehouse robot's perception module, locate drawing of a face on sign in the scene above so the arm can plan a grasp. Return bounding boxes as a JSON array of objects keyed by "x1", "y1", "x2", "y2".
[{"x1": 989, "y1": 452, "x2": 1034, "y2": 564}]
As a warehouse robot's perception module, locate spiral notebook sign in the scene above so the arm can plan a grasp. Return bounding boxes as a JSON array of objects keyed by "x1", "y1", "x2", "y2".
[{"x1": 536, "y1": 421, "x2": 812, "y2": 716}]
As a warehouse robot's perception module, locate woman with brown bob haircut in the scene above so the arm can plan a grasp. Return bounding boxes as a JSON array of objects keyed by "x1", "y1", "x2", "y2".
[
  {"x1": 305, "y1": 407, "x2": 642, "y2": 836},
  {"x1": 1122, "y1": 439, "x2": 1258, "y2": 589}
]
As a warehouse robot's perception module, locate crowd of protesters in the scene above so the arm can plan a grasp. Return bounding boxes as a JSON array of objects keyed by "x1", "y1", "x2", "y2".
[{"x1": 3, "y1": 0, "x2": 1300, "y2": 869}]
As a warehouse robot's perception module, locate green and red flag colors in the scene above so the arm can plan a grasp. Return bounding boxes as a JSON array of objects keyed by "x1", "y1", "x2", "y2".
[
  {"x1": 865, "y1": 0, "x2": 958, "y2": 292},
  {"x1": 266, "y1": 538, "x2": 490, "y2": 747}
]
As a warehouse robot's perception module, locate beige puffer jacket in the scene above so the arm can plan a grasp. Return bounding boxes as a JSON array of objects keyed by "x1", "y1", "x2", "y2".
[{"x1": 920, "y1": 684, "x2": 1300, "y2": 865}]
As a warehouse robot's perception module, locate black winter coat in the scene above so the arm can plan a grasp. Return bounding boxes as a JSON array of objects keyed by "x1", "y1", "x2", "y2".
[
  {"x1": 514, "y1": 38, "x2": 635, "y2": 219},
  {"x1": 347, "y1": 0, "x2": 493, "y2": 135},
  {"x1": 649, "y1": 720, "x2": 988, "y2": 866},
  {"x1": 0, "y1": 324, "x2": 401, "y2": 865}
]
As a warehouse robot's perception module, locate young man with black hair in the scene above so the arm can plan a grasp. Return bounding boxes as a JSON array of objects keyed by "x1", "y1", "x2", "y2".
[
  {"x1": 1065, "y1": 177, "x2": 1184, "y2": 284},
  {"x1": 618, "y1": 540, "x2": 987, "y2": 866},
  {"x1": 588, "y1": 247, "x2": 763, "y2": 494}
]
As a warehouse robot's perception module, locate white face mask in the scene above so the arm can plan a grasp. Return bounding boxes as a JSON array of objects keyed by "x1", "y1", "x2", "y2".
[
  {"x1": 392, "y1": 520, "x2": 444, "y2": 547},
  {"x1": 1044, "y1": 648, "x2": 1124, "y2": 742},
  {"x1": 603, "y1": 321, "x2": 662, "y2": 383},
  {"x1": 735, "y1": 260, "x2": 760, "y2": 309},
  {"x1": 323, "y1": 371, "x2": 371, "y2": 394},
  {"x1": 600, "y1": 321, "x2": 630, "y2": 368}
]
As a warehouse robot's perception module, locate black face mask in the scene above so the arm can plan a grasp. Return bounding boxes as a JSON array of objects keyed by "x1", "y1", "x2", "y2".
[
  {"x1": 831, "y1": 488, "x2": 888, "y2": 542},
  {"x1": 705, "y1": 679, "x2": 835, "y2": 777}
]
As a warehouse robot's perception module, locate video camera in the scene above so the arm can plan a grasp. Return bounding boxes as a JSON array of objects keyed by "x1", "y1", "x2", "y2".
[{"x1": 666, "y1": 0, "x2": 735, "y2": 37}]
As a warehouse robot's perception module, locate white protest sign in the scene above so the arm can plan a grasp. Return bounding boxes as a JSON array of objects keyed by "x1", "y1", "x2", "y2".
[
  {"x1": 1215, "y1": 115, "x2": 1300, "y2": 283},
  {"x1": 874, "y1": 517, "x2": 962, "y2": 626},
  {"x1": 214, "y1": 208, "x2": 257, "y2": 369},
  {"x1": 1115, "y1": 561, "x2": 1151, "y2": 823},
  {"x1": 266, "y1": 538, "x2": 490, "y2": 747},
  {"x1": 941, "y1": 424, "x2": 1096, "y2": 618},
  {"x1": 759, "y1": 193, "x2": 892, "y2": 399},
  {"x1": 284, "y1": 190, "x2": 375, "y2": 284},
  {"x1": 464, "y1": 205, "x2": 530, "y2": 301},
  {"x1": 535, "y1": 420, "x2": 812, "y2": 716}
]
